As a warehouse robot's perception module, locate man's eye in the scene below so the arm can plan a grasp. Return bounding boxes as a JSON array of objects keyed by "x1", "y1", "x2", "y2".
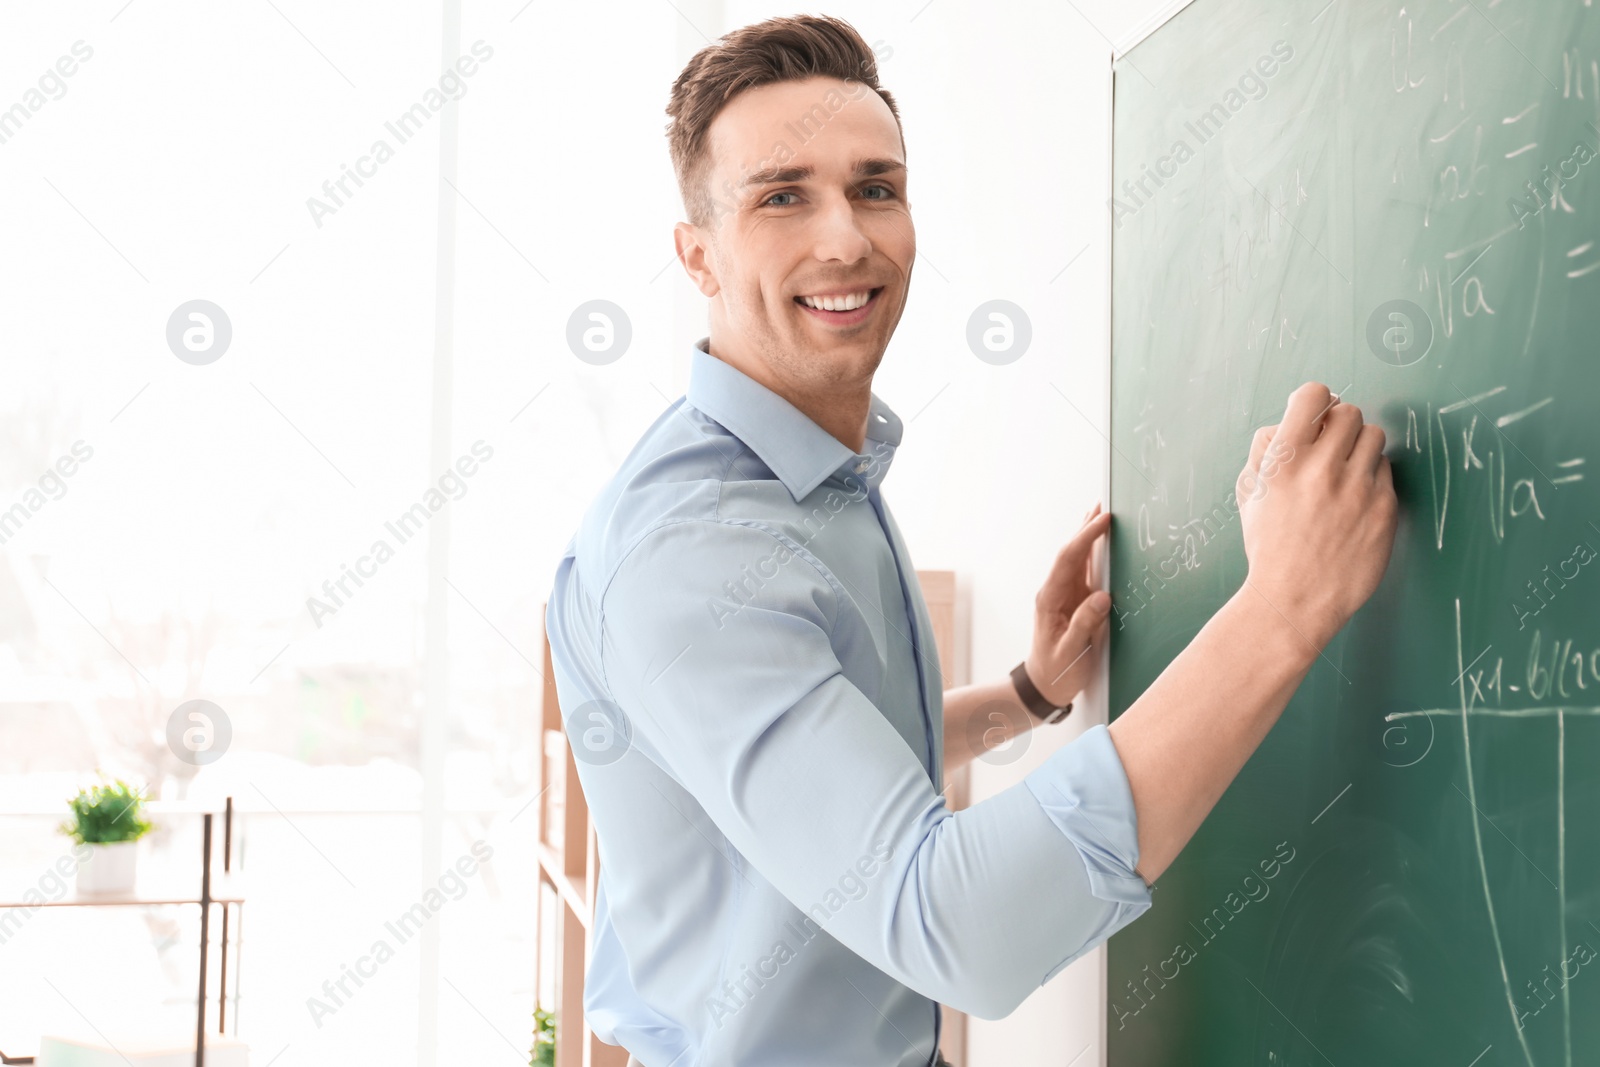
[
  {"x1": 763, "y1": 191, "x2": 799, "y2": 207},
  {"x1": 862, "y1": 184, "x2": 895, "y2": 199}
]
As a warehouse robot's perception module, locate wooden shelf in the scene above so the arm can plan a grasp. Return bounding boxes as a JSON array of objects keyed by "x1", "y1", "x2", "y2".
[
  {"x1": 1, "y1": 803, "x2": 246, "y2": 1067},
  {"x1": 919, "y1": 570, "x2": 970, "y2": 1067},
  {"x1": 0, "y1": 874, "x2": 246, "y2": 910},
  {"x1": 535, "y1": 843, "x2": 589, "y2": 929},
  {"x1": 537, "y1": 617, "x2": 625, "y2": 1067}
]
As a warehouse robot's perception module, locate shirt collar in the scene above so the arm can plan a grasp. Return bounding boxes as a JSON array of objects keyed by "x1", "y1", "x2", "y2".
[{"x1": 686, "y1": 337, "x2": 904, "y2": 503}]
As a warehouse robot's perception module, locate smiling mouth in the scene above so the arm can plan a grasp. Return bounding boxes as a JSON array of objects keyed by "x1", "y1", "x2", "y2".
[{"x1": 793, "y1": 287, "x2": 884, "y2": 324}]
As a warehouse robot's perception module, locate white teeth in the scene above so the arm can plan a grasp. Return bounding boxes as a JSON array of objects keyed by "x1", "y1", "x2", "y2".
[{"x1": 799, "y1": 290, "x2": 873, "y2": 312}]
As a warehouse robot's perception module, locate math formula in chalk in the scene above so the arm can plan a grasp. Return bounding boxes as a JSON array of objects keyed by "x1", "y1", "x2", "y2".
[{"x1": 1402, "y1": 387, "x2": 1585, "y2": 550}]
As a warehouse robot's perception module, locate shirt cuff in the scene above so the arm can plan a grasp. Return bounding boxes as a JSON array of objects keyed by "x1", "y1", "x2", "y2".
[{"x1": 1022, "y1": 723, "x2": 1153, "y2": 907}]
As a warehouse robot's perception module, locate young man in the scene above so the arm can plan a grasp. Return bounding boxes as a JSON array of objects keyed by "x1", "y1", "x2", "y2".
[{"x1": 544, "y1": 15, "x2": 1397, "y2": 1067}]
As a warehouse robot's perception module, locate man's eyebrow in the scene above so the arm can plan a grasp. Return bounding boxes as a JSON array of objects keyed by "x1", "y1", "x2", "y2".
[
  {"x1": 853, "y1": 157, "x2": 907, "y2": 179},
  {"x1": 739, "y1": 157, "x2": 907, "y2": 189}
]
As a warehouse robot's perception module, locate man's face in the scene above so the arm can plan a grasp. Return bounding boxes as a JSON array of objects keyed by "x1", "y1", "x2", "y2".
[{"x1": 679, "y1": 76, "x2": 915, "y2": 390}]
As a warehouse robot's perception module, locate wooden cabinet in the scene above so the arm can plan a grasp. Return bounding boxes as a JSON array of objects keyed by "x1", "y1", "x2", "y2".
[
  {"x1": 919, "y1": 570, "x2": 971, "y2": 1067},
  {"x1": 535, "y1": 633, "x2": 622, "y2": 1067}
]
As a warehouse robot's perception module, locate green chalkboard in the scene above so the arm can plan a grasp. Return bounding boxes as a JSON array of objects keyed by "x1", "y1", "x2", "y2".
[{"x1": 1108, "y1": 1, "x2": 1600, "y2": 1064}]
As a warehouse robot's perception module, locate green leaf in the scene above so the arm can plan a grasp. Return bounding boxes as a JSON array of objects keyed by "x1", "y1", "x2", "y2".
[
  {"x1": 60, "y1": 777, "x2": 153, "y2": 844},
  {"x1": 529, "y1": 1008, "x2": 556, "y2": 1067}
]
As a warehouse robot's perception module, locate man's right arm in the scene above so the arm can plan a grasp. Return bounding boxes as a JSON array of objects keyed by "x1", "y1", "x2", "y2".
[
  {"x1": 598, "y1": 516, "x2": 1151, "y2": 1020},
  {"x1": 1107, "y1": 381, "x2": 1398, "y2": 882}
]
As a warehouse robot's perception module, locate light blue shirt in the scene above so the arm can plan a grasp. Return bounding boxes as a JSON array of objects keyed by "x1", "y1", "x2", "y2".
[{"x1": 544, "y1": 338, "x2": 1152, "y2": 1067}]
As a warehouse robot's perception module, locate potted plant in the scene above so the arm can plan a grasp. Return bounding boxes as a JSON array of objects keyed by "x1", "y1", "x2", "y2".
[
  {"x1": 528, "y1": 1007, "x2": 555, "y2": 1067},
  {"x1": 60, "y1": 778, "x2": 153, "y2": 895}
]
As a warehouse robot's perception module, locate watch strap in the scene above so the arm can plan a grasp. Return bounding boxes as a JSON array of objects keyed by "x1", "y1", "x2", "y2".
[{"x1": 1011, "y1": 660, "x2": 1072, "y2": 724}]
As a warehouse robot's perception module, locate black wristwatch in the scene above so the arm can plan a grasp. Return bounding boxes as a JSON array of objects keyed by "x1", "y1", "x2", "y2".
[{"x1": 1011, "y1": 660, "x2": 1073, "y2": 725}]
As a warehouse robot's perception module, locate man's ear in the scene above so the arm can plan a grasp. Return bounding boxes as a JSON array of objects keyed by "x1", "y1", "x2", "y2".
[{"x1": 674, "y1": 221, "x2": 721, "y2": 298}]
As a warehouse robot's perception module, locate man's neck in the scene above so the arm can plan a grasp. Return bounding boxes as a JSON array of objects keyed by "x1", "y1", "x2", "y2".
[{"x1": 707, "y1": 340, "x2": 872, "y2": 454}]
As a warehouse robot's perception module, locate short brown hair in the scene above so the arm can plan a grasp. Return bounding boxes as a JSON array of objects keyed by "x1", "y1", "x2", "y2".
[{"x1": 665, "y1": 15, "x2": 900, "y2": 229}]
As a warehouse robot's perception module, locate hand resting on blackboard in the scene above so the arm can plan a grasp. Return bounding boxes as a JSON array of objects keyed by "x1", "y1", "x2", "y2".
[{"x1": 1106, "y1": 381, "x2": 1397, "y2": 884}]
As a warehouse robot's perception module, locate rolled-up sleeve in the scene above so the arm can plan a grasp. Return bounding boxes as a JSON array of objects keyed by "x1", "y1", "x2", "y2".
[
  {"x1": 1022, "y1": 723, "x2": 1153, "y2": 982},
  {"x1": 600, "y1": 517, "x2": 1153, "y2": 1020}
]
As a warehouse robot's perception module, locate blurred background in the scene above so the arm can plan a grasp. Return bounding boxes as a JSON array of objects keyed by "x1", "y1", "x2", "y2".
[{"x1": 0, "y1": 0, "x2": 1181, "y2": 1063}]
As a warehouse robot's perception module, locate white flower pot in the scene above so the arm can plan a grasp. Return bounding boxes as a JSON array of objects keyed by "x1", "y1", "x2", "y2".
[{"x1": 76, "y1": 840, "x2": 138, "y2": 896}]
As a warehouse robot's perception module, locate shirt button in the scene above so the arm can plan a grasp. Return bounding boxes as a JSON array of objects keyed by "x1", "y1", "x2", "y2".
[{"x1": 854, "y1": 458, "x2": 869, "y2": 473}]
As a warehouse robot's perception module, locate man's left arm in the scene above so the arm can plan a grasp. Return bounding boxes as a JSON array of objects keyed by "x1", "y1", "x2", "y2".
[{"x1": 944, "y1": 504, "x2": 1113, "y2": 775}]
